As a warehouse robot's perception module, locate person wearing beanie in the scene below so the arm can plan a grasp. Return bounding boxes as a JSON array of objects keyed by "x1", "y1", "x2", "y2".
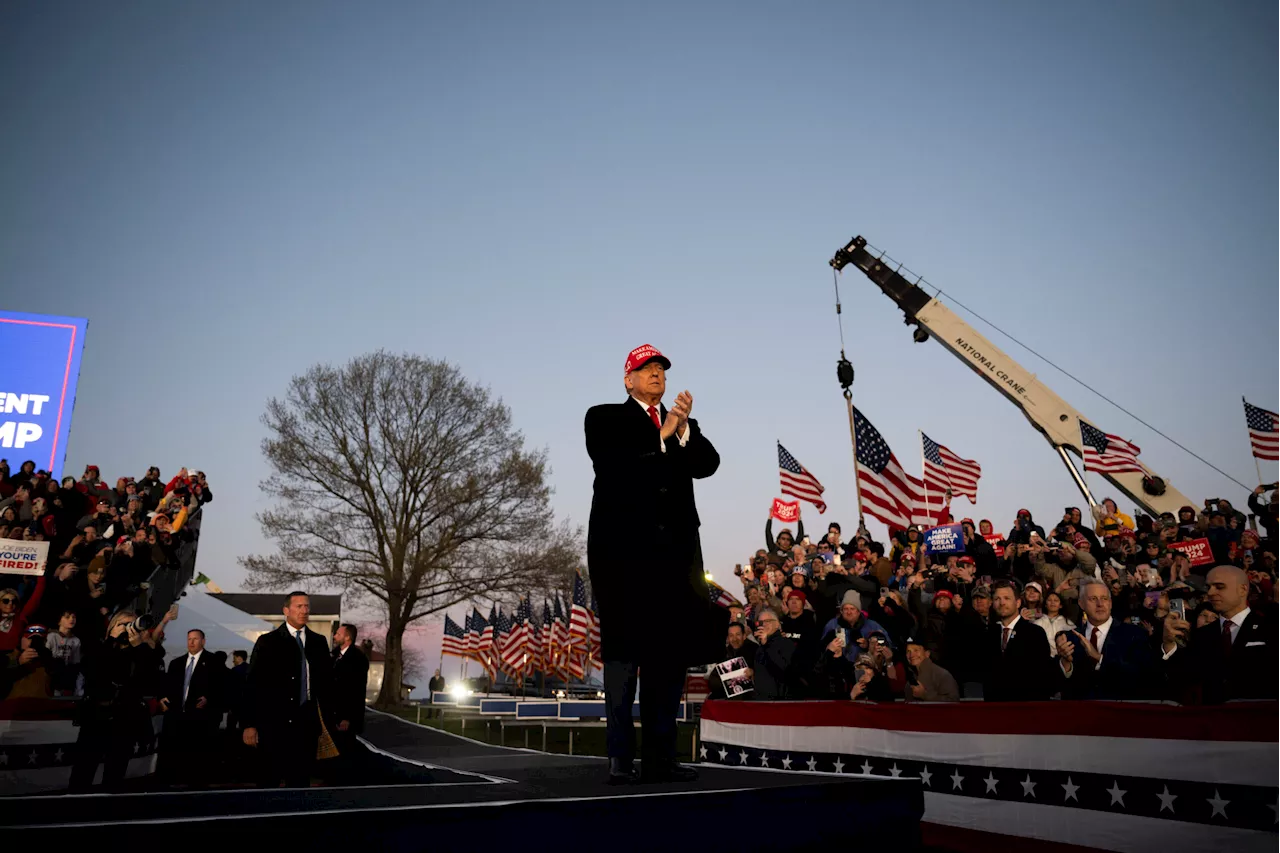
[{"x1": 779, "y1": 590, "x2": 820, "y2": 693}]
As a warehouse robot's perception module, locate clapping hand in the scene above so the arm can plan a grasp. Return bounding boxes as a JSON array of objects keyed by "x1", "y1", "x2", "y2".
[{"x1": 661, "y1": 390, "x2": 693, "y2": 439}]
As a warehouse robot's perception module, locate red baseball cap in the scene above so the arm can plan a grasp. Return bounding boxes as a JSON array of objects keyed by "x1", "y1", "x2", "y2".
[
  {"x1": 957, "y1": 555, "x2": 976, "y2": 565},
  {"x1": 624, "y1": 344, "x2": 671, "y2": 374},
  {"x1": 961, "y1": 518, "x2": 975, "y2": 527}
]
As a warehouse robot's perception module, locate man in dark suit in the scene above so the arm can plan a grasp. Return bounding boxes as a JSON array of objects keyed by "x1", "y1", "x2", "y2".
[
  {"x1": 585, "y1": 344, "x2": 725, "y2": 785},
  {"x1": 327, "y1": 623, "x2": 369, "y2": 784},
  {"x1": 1162, "y1": 565, "x2": 1278, "y2": 704},
  {"x1": 159, "y1": 628, "x2": 225, "y2": 787},
  {"x1": 1056, "y1": 580, "x2": 1158, "y2": 699},
  {"x1": 242, "y1": 591, "x2": 334, "y2": 788},
  {"x1": 983, "y1": 580, "x2": 1055, "y2": 701}
]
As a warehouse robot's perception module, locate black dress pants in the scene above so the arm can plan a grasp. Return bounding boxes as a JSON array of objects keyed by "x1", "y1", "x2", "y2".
[
  {"x1": 603, "y1": 659, "x2": 686, "y2": 765},
  {"x1": 257, "y1": 701, "x2": 320, "y2": 788}
]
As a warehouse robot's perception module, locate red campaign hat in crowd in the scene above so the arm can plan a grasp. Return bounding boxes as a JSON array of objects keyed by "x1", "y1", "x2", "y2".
[
  {"x1": 623, "y1": 344, "x2": 671, "y2": 374},
  {"x1": 961, "y1": 518, "x2": 975, "y2": 527},
  {"x1": 958, "y1": 555, "x2": 975, "y2": 565},
  {"x1": 934, "y1": 590, "x2": 954, "y2": 601},
  {"x1": 1016, "y1": 508, "x2": 1031, "y2": 517},
  {"x1": 1073, "y1": 533, "x2": 1090, "y2": 548}
]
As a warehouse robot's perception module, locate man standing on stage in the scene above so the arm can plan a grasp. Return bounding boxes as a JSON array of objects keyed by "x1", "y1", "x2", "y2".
[{"x1": 585, "y1": 344, "x2": 726, "y2": 785}]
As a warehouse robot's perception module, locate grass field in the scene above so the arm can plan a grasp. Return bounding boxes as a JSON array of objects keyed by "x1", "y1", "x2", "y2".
[{"x1": 379, "y1": 705, "x2": 700, "y2": 761}]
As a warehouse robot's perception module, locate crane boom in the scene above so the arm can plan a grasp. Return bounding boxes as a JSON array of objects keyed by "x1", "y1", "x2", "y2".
[{"x1": 830, "y1": 235, "x2": 1195, "y2": 518}]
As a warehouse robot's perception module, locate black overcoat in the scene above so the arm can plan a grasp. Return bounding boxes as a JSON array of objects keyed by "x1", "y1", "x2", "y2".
[{"x1": 585, "y1": 397, "x2": 726, "y2": 665}]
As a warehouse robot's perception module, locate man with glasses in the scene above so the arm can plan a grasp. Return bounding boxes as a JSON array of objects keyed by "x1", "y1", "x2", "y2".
[
  {"x1": 0, "y1": 578, "x2": 46, "y2": 653},
  {"x1": 586, "y1": 344, "x2": 724, "y2": 785},
  {"x1": 751, "y1": 608, "x2": 797, "y2": 699}
]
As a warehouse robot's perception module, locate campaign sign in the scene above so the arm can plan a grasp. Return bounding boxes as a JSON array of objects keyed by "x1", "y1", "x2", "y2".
[
  {"x1": 770, "y1": 498, "x2": 800, "y2": 524},
  {"x1": 923, "y1": 523, "x2": 966, "y2": 556},
  {"x1": 982, "y1": 533, "x2": 1006, "y2": 557},
  {"x1": 1167, "y1": 537, "x2": 1214, "y2": 567},
  {"x1": 0, "y1": 311, "x2": 89, "y2": 480},
  {"x1": 0, "y1": 541, "x2": 49, "y2": 576}
]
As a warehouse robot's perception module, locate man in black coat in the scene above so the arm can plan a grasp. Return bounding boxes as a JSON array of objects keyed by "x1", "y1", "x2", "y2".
[
  {"x1": 159, "y1": 628, "x2": 225, "y2": 787},
  {"x1": 1056, "y1": 580, "x2": 1158, "y2": 699},
  {"x1": 983, "y1": 580, "x2": 1055, "y2": 701},
  {"x1": 585, "y1": 344, "x2": 724, "y2": 785},
  {"x1": 326, "y1": 623, "x2": 369, "y2": 784},
  {"x1": 1162, "y1": 565, "x2": 1278, "y2": 704},
  {"x1": 242, "y1": 592, "x2": 334, "y2": 788}
]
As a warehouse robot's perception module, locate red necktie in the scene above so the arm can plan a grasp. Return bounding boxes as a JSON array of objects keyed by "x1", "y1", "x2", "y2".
[
  {"x1": 1091, "y1": 626, "x2": 1100, "y2": 651},
  {"x1": 647, "y1": 405, "x2": 661, "y2": 430},
  {"x1": 1001, "y1": 626, "x2": 1010, "y2": 651},
  {"x1": 1221, "y1": 619, "x2": 1234, "y2": 657}
]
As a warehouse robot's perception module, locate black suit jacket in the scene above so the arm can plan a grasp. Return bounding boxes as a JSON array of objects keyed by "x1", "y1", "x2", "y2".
[
  {"x1": 983, "y1": 617, "x2": 1055, "y2": 701},
  {"x1": 243, "y1": 624, "x2": 333, "y2": 732},
  {"x1": 585, "y1": 397, "x2": 725, "y2": 665},
  {"x1": 1167, "y1": 609, "x2": 1278, "y2": 704},
  {"x1": 331, "y1": 645, "x2": 369, "y2": 734},
  {"x1": 162, "y1": 651, "x2": 225, "y2": 724},
  {"x1": 1059, "y1": 620, "x2": 1158, "y2": 700}
]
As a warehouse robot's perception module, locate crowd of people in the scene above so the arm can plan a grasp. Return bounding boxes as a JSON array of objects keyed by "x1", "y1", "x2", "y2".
[{"x1": 710, "y1": 488, "x2": 1279, "y2": 706}]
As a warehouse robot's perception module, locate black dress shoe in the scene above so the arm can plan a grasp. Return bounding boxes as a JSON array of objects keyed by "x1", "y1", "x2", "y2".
[
  {"x1": 640, "y1": 761, "x2": 699, "y2": 784},
  {"x1": 607, "y1": 758, "x2": 639, "y2": 785}
]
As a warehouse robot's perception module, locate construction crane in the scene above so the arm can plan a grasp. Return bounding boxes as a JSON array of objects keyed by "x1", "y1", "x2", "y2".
[{"x1": 829, "y1": 235, "x2": 1194, "y2": 518}]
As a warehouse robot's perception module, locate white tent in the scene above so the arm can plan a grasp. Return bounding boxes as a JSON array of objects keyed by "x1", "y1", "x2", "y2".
[{"x1": 163, "y1": 589, "x2": 275, "y2": 656}]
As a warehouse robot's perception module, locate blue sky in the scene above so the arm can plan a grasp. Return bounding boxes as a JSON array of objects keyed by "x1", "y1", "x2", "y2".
[{"x1": 2, "y1": 1, "x2": 1275, "y2": 678}]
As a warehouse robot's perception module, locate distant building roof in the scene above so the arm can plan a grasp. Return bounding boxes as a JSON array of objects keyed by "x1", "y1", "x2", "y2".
[{"x1": 210, "y1": 593, "x2": 342, "y2": 618}]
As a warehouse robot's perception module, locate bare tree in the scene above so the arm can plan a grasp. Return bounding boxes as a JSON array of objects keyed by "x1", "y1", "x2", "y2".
[{"x1": 241, "y1": 351, "x2": 581, "y2": 706}]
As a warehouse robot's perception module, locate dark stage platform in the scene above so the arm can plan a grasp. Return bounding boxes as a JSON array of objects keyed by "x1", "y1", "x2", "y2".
[{"x1": 0, "y1": 710, "x2": 923, "y2": 850}]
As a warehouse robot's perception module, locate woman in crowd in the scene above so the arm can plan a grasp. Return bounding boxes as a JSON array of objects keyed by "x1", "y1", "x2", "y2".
[{"x1": 1032, "y1": 591, "x2": 1075, "y2": 657}]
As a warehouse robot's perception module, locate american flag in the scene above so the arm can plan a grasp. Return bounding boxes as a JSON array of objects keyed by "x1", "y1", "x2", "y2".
[
  {"x1": 921, "y1": 432, "x2": 982, "y2": 504},
  {"x1": 480, "y1": 604, "x2": 497, "y2": 650},
  {"x1": 502, "y1": 603, "x2": 531, "y2": 676},
  {"x1": 527, "y1": 617, "x2": 543, "y2": 676},
  {"x1": 1080, "y1": 422, "x2": 1144, "y2": 474},
  {"x1": 707, "y1": 578, "x2": 741, "y2": 609},
  {"x1": 466, "y1": 608, "x2": 485, "y2": 659},
  {"x1": 442, "y1": 614, "x2": 466, "y2": 658},
  {"x1": 778, "y1": 442, "x2": 827, "y2": 514},
  {"x1": 1244, "y1": 400, "x2": 1279, "y2": 461},
  {"x1": 854, "y1": 407, "x2": 939, "y2": 529},
  {"x1": 552, "y1": 596, "x2": 569, "y2": 678},
  {"x1": 538, "y1": 601, "x2": 553, "y2": 674},
  {"x1": 587, "y1": 593, "x2": 601, "y2": 671},
  {"x1": 569, "y1": 572, "x2": 591, "y2": 647}
]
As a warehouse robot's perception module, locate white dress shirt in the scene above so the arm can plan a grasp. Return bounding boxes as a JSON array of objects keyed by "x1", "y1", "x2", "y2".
[
  {"x1": 630, "y1": 396, "x2": 690, "y2": 452},
  {"x1": 1062, "y1": 616, "x2": 1111, "y2": 676},
  {"x1": 182, "y1": 649, "x2": 203, "y2": 703},
  {"x1": 289, "y1": 624, "x2": 311, "y2": 700},
  {"x1": 1162, "y1": 607, "x2": 1251, "y2": 660}
]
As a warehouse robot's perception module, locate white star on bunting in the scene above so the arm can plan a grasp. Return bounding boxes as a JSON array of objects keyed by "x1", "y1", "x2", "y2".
[
  {"x1": 718, "y1": 747, "x2": 728, "y2": 762},
  {"x1": 983, "y1": 772, "x2": 998, "y2": 794},
  {"x1": 759, "y1": 753, "x2": 770, "y2": 768},
  {"x1": 739, "y1": 750, "x2": 749, "y2": 765},
  {"x1": 859, "y1": 760, "x2": 873, "y2": 775},
  {"x1": 1207, "y1": 789, "x2": 1229, "y2": 820},
  {"x1": 1062, "y1": 777, "x2": 1079, "y2": 802},
  {"x1": 950, "y1": 769, "x2": 964, "y2": 791},
  {"x1": 1156, "y1": 786, "x2": 1177, "y2": 814},
  {"x1": 1020, "y1": 775, "x2": 1036, "y2": 798},
  {"x1": 53, "y1": 749, "x2": 64, "y2": 763},
  {"x1": 833, "y1": 757, "x2": 845, "y2": 774},
  {"x1": 27, "y1": 751, "x2": 37, "y2": 766},
  {"x1": 1107, "y1": 781, "x2": 1127, "y2": 807},
  {"x1": 919, "y1": 766, "x2": 932, "y2": 787},
  {"x1": 805, "y1": 756, "x2": 817, "y2": 772},
  {"x1": 889, "y1": 763, "x2": 902, "y2": 778},
  {"x1": 781, "y1": 755, "x2": 792, "y2": 770},
  {"x1": 699, "y1": 745, "x2": 707, "y2": 760}
]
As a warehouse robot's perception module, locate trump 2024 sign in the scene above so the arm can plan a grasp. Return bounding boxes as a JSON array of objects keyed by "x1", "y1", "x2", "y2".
[{"x1": 0, "y1": 310, "x2": 88, "y2": 479}]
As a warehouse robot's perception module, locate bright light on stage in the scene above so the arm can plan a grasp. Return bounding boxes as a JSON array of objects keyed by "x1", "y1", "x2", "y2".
[{"x1": 449, "y1": 685, "x2": 472, "y2": 700}]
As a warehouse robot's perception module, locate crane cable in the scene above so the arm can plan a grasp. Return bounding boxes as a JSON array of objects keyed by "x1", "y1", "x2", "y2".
[{"x1": 931, "y1": 286, "x2": 1254, "y2": 493}]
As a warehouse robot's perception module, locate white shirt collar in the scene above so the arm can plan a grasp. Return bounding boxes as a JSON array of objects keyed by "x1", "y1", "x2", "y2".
[
  {"x1": 1001, "y1": 614, "x2": 1021, "y2": 631},
  {"x1": 1086, "y1": 616, "x2": 1113, "y2": 640},
  {"x1": 188, "y1": 649, "x2": 202, "y2": 664},
  {"x1": 1227, "y1": 608, "x2": 1251, "y2": 630},
  {"x1": 630, "y1": 395, "x2": 661, "y2": 414}
]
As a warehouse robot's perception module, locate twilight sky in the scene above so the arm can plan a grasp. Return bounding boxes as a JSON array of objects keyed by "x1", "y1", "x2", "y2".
[{"x1": 2, "y1": 1, "x2": 1275, "y2": 679}]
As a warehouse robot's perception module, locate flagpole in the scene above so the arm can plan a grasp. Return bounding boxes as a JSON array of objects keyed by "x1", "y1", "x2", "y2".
[
  {"x1": 918, "y1": 429, "x2": 930, "y2": 520},
  {"x1": 1246, "y1": 397, "x2": 1264, "y2": 486},
  {"x1": 838, "y1": 354, "x2": 865, "y2": 529}
]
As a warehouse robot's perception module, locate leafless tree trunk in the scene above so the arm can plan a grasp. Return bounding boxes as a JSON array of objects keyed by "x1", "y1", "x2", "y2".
[{"x1": 241, "y1": 351, "x2": 581, "y2": 707}]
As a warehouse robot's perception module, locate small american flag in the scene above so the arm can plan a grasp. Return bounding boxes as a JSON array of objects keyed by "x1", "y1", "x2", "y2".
[
  {"x1": 1244, "y1": 400, "x2": 1279, "y2": 461},
  {"x1": 1080, "y1": 422, "x2": 1144, "y2": 474},
  {"x1": 778, "y1": 442, "x2": 827, "y2": 513},
  {"x1": 466, "y1": 608, "x2": 485, "y2": 659},
  {"x1": 500, "y1": 599, "x2": 530, "y2": 674},
  {"x1": 442, "y1": 614, "x2": 466, "y2": 658},
  {"x1": 569, "y1": 572, "x2": 591, "y2": 647},
  {"x1": 854, "y1": 407, "x2": 937, "y2": 529},
  {"x1": 588, "y1": 593, "x2": 601, "y2": 671},
  {"x1": 552, "y1": 596, "x2": 570, "y2": 678},
  {"x1": 921, "y1": 432, "x2": 982, "y2": 504}
]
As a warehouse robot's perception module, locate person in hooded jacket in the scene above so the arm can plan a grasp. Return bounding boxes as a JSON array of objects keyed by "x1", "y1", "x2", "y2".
[
  {"x1": 763, "y1": 517, "x2": 804, "y2": 567},
  {"x1": 890, "y1": 526, "x2": 925, "y2": 563},
  {"x1": 1006, "y1": 509, "x2": 1046, "y2": 546},
  {"x1": 908, "y1": 581, "x2": 959, "y2": 671},
  {"x1": 959, "y1": 519, "x2": 998, "y2": 578},
  {"x1": 1247, "y1": 487, "x2": 1277, "y2": 544}
]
